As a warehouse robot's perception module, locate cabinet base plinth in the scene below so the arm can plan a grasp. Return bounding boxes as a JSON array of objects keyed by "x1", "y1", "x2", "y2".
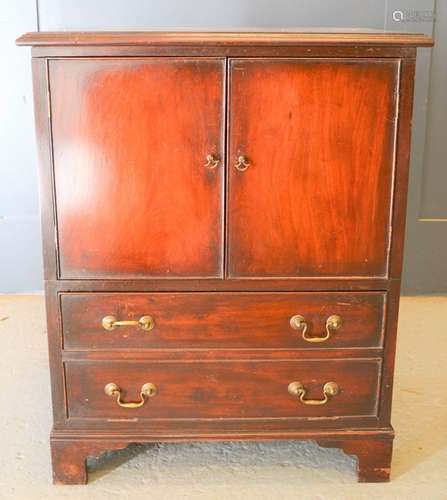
[
  {"x1": 50, "y1": 430, "x2": 394, "y2": 484},
  {"x1": 317, "y1": 436, "x2": 393, "y2": 482},
  {"x1": 50, "y1": 439, "x2": 129, "y2": 485}
]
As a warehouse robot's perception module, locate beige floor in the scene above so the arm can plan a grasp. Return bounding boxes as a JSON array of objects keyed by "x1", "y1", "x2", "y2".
[{"x1": 0, "y1": 295, "x2": 446, "y2": 500}]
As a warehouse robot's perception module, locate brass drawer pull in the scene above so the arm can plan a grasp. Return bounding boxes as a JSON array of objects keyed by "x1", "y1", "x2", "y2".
[
  {"x1": 289, "y1": 314, "x2": 342, "y2": 343},
  {"x1": 102, "y1": 315, "x2": 154, "y2": 332},
  {"x1": 205, "y1": 154, "x2": 220, "y2": 169},
  {"x1": 235, "y1": 155, "x2": 250, "y2": 171},
  {"x1": 104, "y1": 382, "x2": 157, "y2": 408},
  {"x1": 288, "y1": 381, "x2": 339, "y2": 405}
]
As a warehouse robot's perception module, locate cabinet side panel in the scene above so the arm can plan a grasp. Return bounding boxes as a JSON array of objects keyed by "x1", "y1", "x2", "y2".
[
  {"x1": 379, "y1": 58, "x2": 416, "y2": 426},
  {"x1": 32, "y1": 58, "x2": 57, "y2": 281},
  {"x1": 32, "y1": 58, "x2": 66, "y2": 426},
  {"x1": 388, "y1": 58, "x2": 416, "y2": 280}
]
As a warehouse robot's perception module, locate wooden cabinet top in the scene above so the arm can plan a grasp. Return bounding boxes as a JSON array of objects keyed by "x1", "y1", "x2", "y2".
[{"x1": 17, "y1": 30, "x2": 433, "y2": 47}]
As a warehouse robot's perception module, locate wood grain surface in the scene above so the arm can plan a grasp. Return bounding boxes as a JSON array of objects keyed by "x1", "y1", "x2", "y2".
[
  {"x1": 65, "y1": 359, "x2": 381, "y2": 420},
  {"x1": 16, "y1": 31, "x2": 434, "y2": 47},
  {"x1": 228, "y1": 58, "x2": 399, "y2": 278},
  {"x1": 50, "y1": 58, "x2": 225, "y2": 279},
  {"x1": 22, "y1": 30, "x2": 426, "y2": 483},
  {"x1": 61, "y1": 291, "x2": 385, "y2": 350}
]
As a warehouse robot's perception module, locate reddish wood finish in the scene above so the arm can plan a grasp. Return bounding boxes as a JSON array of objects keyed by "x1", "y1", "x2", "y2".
[
  {"x1": 30, "y1": 45, "x2": 418, "y2": 60},
  {"x1": 389, "y1": 59, "x2": 417, "y2": 279},
  {"x1": 20, "y1": 30, "x2": 429, "y2": 484},
  {"x1": 318, "y1": 437, "x2": 393, "y2": 482},
  {"x1": 228, "y1": 59, "x2": 398, "y2": 278},
  {"x1": 62, "y1": 348, "x2": 382, "y2": 363},
  {"x1": 58, "y1": 412, "x2": 383, "y2": 433},
  {"x1": 64, "y1": 359, "x2": 381, "y2": 420},
  {"x1": 50, "y1": 432, "x2": 393, "y2": 484},
  {"x1": 56, "y1": 277, "x2": 391, "y2": 292},
  {"x1": 32, "y1": 59, "x2": 57, "y2": 281},
  {"x1": 51, "y1": 439, "x2": 129, "y2": 484},
  {"x1": 16, "y1": 30, "x2": 433, "y2": 47},
  {"x1": 61, "y1": 291, "x2": 385, "y2": 350},
  {"x1": 50, "y1": 58, "x2": 225, "y2": 278}
]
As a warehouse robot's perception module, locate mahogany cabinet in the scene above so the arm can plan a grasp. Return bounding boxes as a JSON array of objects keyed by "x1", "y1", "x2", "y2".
[{"x1": 17, "y1": 30, "x2": 432, "y2": 484}]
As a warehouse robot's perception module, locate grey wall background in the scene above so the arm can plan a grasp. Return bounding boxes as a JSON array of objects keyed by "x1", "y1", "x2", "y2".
[{"x1": 1, "y1": 0, "x2": 444, "y2": 293}]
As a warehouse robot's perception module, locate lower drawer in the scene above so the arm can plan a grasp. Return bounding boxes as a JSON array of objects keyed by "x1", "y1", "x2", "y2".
[{"x1": 65, "y1": 359, "x2": 381, "y2": 420}]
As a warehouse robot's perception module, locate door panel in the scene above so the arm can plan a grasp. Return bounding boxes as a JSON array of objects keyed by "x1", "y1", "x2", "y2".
[
  {"x1": 50, "y1": 58, "x2": 225, "y2": 279},
  {"x1": 228, "y1": 59, "x2": 399, "y2": 278}
]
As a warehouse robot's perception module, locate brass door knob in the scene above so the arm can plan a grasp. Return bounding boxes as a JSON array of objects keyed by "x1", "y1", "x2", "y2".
[
  {"x1": 104, "y1": 382, "x2": 157, "y2": 408},
  {"x1": 289, "y1": 314, "x2": 342, "y2": 343},
  {"x1": 235, "y1": 155, "x2": 250, "y2": 171},
  {"x1": 288, "y1": 381, "x2": 339, "y2": 405},
  {"x1": 102, "y1": 315, "x2": 155, "y2": 332},
  {"x1": 204, "y1": 154, "x2": 220, "y2": 169}
]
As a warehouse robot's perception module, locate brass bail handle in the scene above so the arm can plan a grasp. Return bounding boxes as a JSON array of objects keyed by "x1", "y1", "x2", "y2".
[
  {"x1": 288, "y1": 381, "x2": 339, "y2": 406},
  {"x1": 102, "y1": 315, "x2": 155, "y2": 332},
  {"x1": 289, "y1": 314, "x2": 342, "y2": 343},
  {"x1": 104, "y1": 382, "x2": 157, "y2": 409},
  {"x1": 205, "y1": 154, "x2": 220, "y2": 169},
  {"x1": 235, "y1": 155, "x2": 250, "y2": 171}
]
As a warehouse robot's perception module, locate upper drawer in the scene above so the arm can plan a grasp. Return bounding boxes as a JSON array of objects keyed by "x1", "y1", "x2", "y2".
[{"x1": 61, "y1": 292, "x2": 385, "y2": 350}]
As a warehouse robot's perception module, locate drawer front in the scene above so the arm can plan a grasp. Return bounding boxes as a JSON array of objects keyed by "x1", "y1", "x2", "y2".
[
  {"x1": 61, "y1": 292, "x2": 385, "y2": 350},
  {"x1": 65, "y1": 359, "x2": 381, "y2": 420}
]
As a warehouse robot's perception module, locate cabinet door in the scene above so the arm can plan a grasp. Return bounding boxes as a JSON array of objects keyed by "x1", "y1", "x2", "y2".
[
  {"x1": 50, "y1": 59, "x2": 225, "y2": 279},
  {"x1": 228, "y1": 59, "x2": 399, "y2": 278}
]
